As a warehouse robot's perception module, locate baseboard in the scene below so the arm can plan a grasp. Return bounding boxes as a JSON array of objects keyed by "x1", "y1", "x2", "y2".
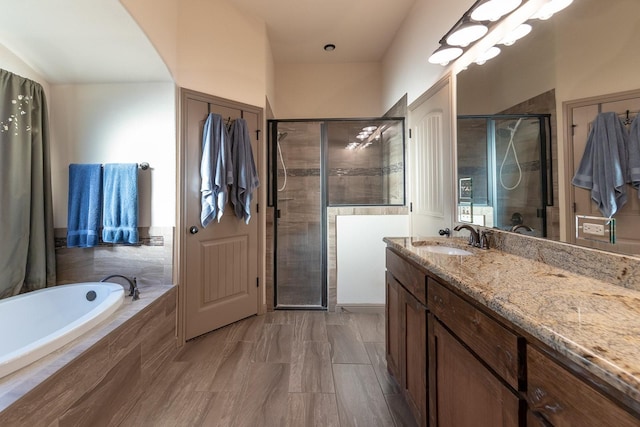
[{"x1": 335, "y1": 304, "x2": 385, "y2": 314}]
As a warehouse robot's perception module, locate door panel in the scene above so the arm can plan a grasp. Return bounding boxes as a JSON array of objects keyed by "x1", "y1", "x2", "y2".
[
  {"x1": 183, "y1": 93, "x2": 260, "y2": 340},
  {"x1": 409, "y1": 77, "x2": 454, "y2": 236}
]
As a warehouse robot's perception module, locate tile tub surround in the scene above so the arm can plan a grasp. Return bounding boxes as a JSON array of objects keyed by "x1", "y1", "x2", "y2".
[
  {"x1": 384, "y1": 235, "x2": 640, "y2": 413},
  {"x1": 0, "y1": 283, "x2": 177, "y2": 426}
]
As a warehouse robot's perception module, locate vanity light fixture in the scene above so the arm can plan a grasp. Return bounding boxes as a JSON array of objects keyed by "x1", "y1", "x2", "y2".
[
  {"x1": 499, "y1": 23, "x2": 532, "y2": 46},
  {"x1": 446, "y1": 19, "x2": 489, "y2": 47},
  {"x1": 470, "y1": 0, "x2": 522, "y2": 22},
  {"x1": 531, "y1": 0, "x2": 573, "y2": 20},
  {"x1": 475, "y1": 46, "x2": 501, "y2": 65},
  {"x1": 428, "y1": 44, "x2": 464, "y2": 65}
]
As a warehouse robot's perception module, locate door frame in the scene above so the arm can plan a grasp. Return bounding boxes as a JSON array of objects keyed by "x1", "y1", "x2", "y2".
[
  {"x1": 407, "y1": 73, "x2": 456, "y2": 236},
  {"x1": 176, "y1": 87, "x2": 265, "y2": 345}
]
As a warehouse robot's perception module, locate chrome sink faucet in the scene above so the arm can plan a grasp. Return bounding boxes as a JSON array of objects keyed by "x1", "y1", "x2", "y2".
[{"x1": 100, "y1": 274, "x2": 140, "y2": 301}]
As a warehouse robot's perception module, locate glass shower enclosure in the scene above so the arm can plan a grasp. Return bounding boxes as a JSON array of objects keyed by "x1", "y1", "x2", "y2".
[
  {"x1": 457, "y1": 114, "x2": 553, "y2": 237},
  {"x1": 268, "y1": 118, "x2": 405, "y2": 309}
]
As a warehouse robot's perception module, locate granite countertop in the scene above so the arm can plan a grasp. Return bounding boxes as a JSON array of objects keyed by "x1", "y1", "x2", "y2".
[{"x1": 384, "y1": 236, "x2": 640, "y2": 408}]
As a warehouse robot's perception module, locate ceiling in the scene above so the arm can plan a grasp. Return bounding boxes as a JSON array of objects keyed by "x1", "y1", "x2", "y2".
[
  {"x1": 229, "y1": 0, "x2": 418, "y2": 63},
  {"x1": 0, "y1": 0, "x2": 420, "y2": 84}
]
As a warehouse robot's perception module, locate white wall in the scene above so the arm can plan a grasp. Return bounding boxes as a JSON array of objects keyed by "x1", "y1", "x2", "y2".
[
  {"x1": 336, "y1": 215, "x2": 409, "y2": 305},
  {"x1": 275, "y1": 62, "x2": 382, "y2": 118},
  {"x1": 49, "y1": 82, "x2": 176, "y2": 228},
  {"x1": 0, "y1": 43, "x2": 51, "y2": 100}
]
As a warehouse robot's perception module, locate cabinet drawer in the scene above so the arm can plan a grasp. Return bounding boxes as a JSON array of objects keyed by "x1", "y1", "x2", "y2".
[
  {"x1": 428, "y1": 279, "x2": 520, "y2": 389},
  {"x1": 386, "y1": 248, "x2": 426, "y2": 305},
  {"x1": 527, "y1": 345, "x2": 640, "y2": 427}
]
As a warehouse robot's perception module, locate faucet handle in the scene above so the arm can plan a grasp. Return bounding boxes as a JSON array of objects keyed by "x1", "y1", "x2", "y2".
[
  {"x1": 438, "y1": 228, "x2": 451, "y2": 237},
  {"x1": 479, "y1": 230, "x2": 490, "y2": 249}
]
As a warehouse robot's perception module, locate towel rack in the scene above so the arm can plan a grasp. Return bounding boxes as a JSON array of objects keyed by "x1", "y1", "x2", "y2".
[{"x1": 96, "y1": 162, "x2": 150, "y2": 170}]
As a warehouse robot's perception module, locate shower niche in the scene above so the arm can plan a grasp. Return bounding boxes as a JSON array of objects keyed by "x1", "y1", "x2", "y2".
[{"x1": 457, "y1": 114, "x2": 553, "y2": 237}]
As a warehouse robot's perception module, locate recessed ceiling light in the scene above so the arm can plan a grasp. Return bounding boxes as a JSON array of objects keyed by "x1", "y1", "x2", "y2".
[{"x1": 324, "y1": 44, "x2": 336, "y2": 52}]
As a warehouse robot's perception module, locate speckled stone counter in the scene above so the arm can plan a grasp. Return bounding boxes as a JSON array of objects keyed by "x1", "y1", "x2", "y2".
[{"x1": 384, "y1": 235, "x2": 640, "y2": 410}]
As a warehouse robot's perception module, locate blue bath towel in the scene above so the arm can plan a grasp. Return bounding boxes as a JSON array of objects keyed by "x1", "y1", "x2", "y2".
[
  {"x1": 67, "y1": 164, "x2": 103, "y2": 247},
  {"x1": 229, "y1": 118, "x2": 260, "y2": 224},
  {"x1": 201, "y1": 113, "x2": 233, "y2": 227},
  {"x1": 572, "y1": 112, "x2": 628, "y2": 218},
  {"x1": 102, "y1": 163, "x2": 139, "y2": 244}
]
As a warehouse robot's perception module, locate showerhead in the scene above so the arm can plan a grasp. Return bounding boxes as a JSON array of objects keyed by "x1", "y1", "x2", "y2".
[
  {"x1": 277, "y1": 132, "x2": 288, "y2": 142},
  {"x1": 496, "y1": 118, "x2": 524, "y2": 138}
]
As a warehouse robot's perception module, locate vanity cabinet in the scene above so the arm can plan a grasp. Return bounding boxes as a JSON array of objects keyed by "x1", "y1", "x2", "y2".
[
  {"x1": 526, "y1": 345, "x2": 640, "y2": 427},
  {"x1": 428, "y1": 278, "x2": 523, "y2": 427},
  {"x1": 386, "y1": 249, "x2": 428, "y2": 427}
]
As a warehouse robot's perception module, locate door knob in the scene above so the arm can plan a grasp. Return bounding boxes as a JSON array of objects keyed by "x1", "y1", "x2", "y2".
[{"x1": 189, "y1": 226, "x2": 199, "y2": 234}]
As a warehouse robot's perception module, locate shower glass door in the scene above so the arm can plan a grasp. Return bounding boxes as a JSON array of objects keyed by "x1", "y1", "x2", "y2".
[{"x1": 271, "y1": 121, "x2": 325, "y2": 308}]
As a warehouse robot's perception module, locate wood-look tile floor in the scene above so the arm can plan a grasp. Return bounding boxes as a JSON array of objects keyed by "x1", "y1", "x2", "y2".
[{"x1": 119, "y1": 311, "x2": 417, "y2": 427}]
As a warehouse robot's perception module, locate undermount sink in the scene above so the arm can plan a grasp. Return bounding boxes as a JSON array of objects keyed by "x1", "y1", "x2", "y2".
[{"x1": 421, "y1": 246, "x2": 473, "y2": 256}]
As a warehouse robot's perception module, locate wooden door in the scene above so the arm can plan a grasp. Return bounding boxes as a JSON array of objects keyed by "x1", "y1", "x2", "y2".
[
  {"x1": 430, "y1": 319, "x2": 520, "y2": 427},
  {"x1": 408, "y1": 75, "x2": 455, "y2": 236},
  {"x1": 569, "y1": 92, "x2": 640, "y2": 255},
  {"x1": 181, "y1": 89, "x2": 262, "y2": 340}
]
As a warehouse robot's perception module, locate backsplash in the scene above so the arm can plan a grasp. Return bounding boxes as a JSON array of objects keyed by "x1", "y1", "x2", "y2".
[
  {"x1": 488, "y1": 228, "x2": 640, "y2": 291},
  {"x1": 54, "y1": 226, "x2": 174, "y2": 286}
]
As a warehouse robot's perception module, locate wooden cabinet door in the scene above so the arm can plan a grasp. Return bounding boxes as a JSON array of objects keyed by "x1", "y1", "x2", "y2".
[
  {"x1": 430, "y1": 319, "x2": 521, "y2": 427},
  {"x1": 527, "y1": 345, "x2": 640, "y2": 427},
  {"x1": 385, "y1": 271, "x2": 402, "y2": 381},
  {"x1": 403, "y1": 289, "x2": 428, "y2": 427}
]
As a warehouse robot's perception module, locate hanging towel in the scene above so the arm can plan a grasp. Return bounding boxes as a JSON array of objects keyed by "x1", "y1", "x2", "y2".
[
  {"x1": 102, "y1": 163, "x2": 139, "y2": 244},
  {"x1": 229, "y1": 118, "x2": 260, "y2": 224},
  {"x1": 628, "y1": 115, "x2": 640, "y2": 194},
  {"x1": 201, "y1": 113, "x2": 233, "y2": 227},
  {"x1": 67, "y1": 164, "x2": 102, "y2": 247},
  {"x1": 572, "y1": 112, "x2": 629, "y2": 218}
]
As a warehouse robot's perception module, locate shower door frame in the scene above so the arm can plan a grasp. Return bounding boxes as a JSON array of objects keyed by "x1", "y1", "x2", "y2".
[
  {"x1": 457, "y1": 114, "x2": 553, "y2": 236},
  {"x1": 268, "y1": 117, "x2": 406, "y2": 310},
  {"x1": 268, "y1": 119, "x2": 328, "y2": 310}
]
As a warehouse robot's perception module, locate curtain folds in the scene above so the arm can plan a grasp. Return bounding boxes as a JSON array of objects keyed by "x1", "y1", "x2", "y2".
[{"x1": 0, "y1": 68, "x2": 56, "y2": 299}]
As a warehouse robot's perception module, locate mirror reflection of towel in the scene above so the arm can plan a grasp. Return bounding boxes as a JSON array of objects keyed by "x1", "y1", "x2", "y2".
[
  {"x1": 67, "y1": 164, "x2": 102, "y2": 247},
  {"x1": 572, "y1": 112, "x2": 628, "y2": 218},
  {"x1": 102, "y1": 163, "x2": 138, "y2": 244}
]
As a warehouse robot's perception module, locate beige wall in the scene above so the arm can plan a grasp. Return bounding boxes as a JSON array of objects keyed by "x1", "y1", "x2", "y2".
[
  {"x1": 381, "y1": 0, "x2": 471, "y2": 111},
  {"x1": 274, "y1": 62, "x2": 382, "y2": 118},
  {"x1": 119, "y1": 0, "x2": 179, "y2": 80}
]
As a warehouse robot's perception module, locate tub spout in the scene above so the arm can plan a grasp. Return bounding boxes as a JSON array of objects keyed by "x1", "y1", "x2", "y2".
[{"x1": 100, "y1": 274, "x2": 140, "y2": 301}]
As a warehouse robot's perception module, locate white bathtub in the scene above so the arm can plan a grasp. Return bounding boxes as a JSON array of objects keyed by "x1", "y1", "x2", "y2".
[{"x1": 0, "y1": 282, "x2": 124, "y2": 379}]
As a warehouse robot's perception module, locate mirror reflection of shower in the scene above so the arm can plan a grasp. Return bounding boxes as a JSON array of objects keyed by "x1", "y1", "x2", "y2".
[
  {"x1": 498, "y1": 118, "x2": 523, "y2": 190},
  {"x1": 276, "y1": 132, "x2": 288, "y2": 191},
  {"x1": 457, "y1": 114, "x2": 553, "y2": 237}
]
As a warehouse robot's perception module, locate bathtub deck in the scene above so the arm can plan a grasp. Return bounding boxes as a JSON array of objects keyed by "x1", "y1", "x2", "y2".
[{"x1": 0, "y1": 283, "x2": 176, "y2": 422}]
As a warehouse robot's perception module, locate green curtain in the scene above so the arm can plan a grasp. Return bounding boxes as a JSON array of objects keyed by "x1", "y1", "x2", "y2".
[{"x1": 0, "y1": 68, "x2": 56, "y2": 299}]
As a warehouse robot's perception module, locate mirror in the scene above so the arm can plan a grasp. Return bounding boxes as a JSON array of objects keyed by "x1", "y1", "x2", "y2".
[{"x1": 456, "y1": 0, "x2": 640, "y2": 251}]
